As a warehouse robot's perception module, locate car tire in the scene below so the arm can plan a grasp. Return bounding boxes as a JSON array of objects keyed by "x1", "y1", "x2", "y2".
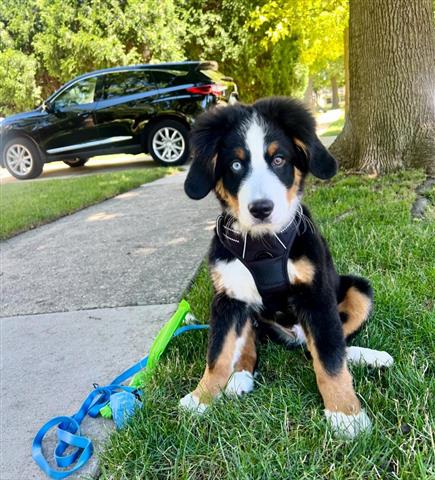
[
  {"x1": 2, "y1": 137, "x2": 44, "y2": 180},
  {"x1": 63, "y1": 157, "x2": 89, "y2": 168},
  {"x1": 147, "y1": 120, "x2": 190, "y2": 166}
]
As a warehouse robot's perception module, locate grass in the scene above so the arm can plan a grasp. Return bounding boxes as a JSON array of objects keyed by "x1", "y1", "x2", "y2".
[
  {"x1": 321, "y1": 113, "x2": 345, "y2": 137},
  {"x1": 100, "y1": 170, "x2": 434, "y2": 480},
  {"x1": 0, "y1": 167, "x2": 173, "y2": 240}
]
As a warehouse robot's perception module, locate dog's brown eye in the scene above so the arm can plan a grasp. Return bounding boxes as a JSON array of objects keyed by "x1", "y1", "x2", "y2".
[
  {"x1": 231, "y1": 160, "x2": 243, "y2": 173},
  {"x1": 272, "y1": 156, "x2": 285, "y2": 167}
]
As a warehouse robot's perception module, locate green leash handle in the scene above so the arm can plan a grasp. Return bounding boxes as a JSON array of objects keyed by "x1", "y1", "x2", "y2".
[
  {"x1": 100, "y1": 299, "x2": 192, "y2": 418},
  {"x1": 129, "y1": 299, "x2": 191, "y2": 388}
]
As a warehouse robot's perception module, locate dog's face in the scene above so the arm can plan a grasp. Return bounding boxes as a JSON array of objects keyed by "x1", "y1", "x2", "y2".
[{"x1": 185, "y1": 97, "x2": 337, "y2": 235}]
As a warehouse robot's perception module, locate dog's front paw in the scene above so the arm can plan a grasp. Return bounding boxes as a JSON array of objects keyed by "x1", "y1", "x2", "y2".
[
  {"x1": 225, "y1": 370, "x2": 254, "y2": 397},
  {"x1": 325, "y1": 409, "x2": 372, "y2": 439},
  {"x1": 179, "y1": 392, "x2": 209, "y2": 414}
]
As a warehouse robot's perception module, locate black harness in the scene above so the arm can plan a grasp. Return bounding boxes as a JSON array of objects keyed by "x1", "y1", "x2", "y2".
[{"x1": 216, "y1": 213, "x2": 301, "y2": 311}]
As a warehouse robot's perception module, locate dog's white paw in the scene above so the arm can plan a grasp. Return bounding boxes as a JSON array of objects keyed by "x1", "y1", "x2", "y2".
[
  {"x1": 346, "y1": 346, "x2": 394, "y2": 368},
  {"x1": 225, "y1": 370, "x2": 254, "y2": 397},
  {"x1": 179, "y1": 392, "x2": 208, "y2": 414},
  {"x1": 325, "y1": 409, "x2": 372, "y2": 439},
  {"x1": 290, "y1": 324, "x2": 307, "y2": 345}
]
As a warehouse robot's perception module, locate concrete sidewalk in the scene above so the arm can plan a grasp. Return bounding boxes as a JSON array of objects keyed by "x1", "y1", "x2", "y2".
[{"x1": 1, "y1": 171, "x2": 218, "y2": 479}]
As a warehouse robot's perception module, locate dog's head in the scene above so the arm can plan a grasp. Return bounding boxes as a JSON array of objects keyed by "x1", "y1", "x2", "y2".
[{"x1": 185, "y1": 96, "x2": 337, "y2": 235}]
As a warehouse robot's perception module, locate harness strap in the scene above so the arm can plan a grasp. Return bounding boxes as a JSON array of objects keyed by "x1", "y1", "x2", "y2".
[
  {"x1": 32, "y1": 323, "x2": 208, "y2": 479},
  {"x1": 216, "y1": 214, "x2": 299, "y2": 310}
]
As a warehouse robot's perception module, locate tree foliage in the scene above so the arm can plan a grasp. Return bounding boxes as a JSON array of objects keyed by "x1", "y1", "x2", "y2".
[
  {"x1": 0, "y1": 49, "x2": 41, "y2": 114},
  {"x1": 0, "y1": 0, "x2": 348, "y2": 114}
]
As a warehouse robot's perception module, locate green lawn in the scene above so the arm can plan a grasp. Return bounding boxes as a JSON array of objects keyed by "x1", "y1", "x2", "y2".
[
  {"x1": 100, "y1": 171, "x2": 434, "y2": 480},
  {"x1": 0, "y1": 168, "x2": 173, "y2": 240}
]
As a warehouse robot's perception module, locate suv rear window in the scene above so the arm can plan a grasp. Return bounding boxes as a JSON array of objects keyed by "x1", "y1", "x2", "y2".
[
  {"x1": 103, "y1": 70, "x2": 154, "y2": 99},
  {"x1": 151, "y1": 69, "x2": 190, "y2": 88}
]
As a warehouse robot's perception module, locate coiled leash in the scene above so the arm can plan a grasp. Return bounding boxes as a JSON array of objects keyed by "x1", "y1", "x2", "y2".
[{"x1": 32, "y1": 300, "x2": 209, "y2": 479}]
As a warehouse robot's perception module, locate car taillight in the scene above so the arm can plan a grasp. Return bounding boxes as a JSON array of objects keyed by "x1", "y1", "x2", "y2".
[{"x1": 186, "y1": 84, "x2": 225, "y2": 96}]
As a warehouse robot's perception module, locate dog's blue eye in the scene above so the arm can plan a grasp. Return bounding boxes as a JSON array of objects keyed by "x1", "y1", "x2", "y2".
[
  {"x1": 272, "y1": 156, "x2": 285, "y2": 167},
  {"x1": 231, "y1": 161, "x2": 243, "y2": 173}
]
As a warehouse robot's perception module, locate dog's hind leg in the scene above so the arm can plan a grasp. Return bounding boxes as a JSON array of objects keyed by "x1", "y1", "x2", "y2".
[
  {"x1": 338, "y1": 275, "x2": 394, "y2": 368},
  {"x1": 179, "y1": 295, "x2": 255, "y2": 412},
  {"x1": 337, "y1": 275, "x2": 373, "y2": 341}
]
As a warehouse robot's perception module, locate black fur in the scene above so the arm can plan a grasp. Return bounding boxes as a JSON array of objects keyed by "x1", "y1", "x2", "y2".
[{"x1": 186, "y1": 96, "x2": 372, "y2": 379}]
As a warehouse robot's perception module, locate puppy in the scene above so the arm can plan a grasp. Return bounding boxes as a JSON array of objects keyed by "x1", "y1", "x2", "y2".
[{"x1": 181, "y1": 97, "x2": 393, "y2": 438}]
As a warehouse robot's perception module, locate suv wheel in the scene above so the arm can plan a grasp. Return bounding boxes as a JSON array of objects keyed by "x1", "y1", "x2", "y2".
[
  {"x1": 63, "y1": 157, "x2": 89, "y2": 168},
  {"x1": 3, "y1": 137, "x2": 43, "y2": 180},
  {"x1": 148, "y1": 120, "x2": 189, "y2": 166}
]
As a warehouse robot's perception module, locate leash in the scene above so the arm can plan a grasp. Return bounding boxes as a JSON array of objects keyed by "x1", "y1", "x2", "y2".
[{"x1": 32, "y1": 301, "x2": 209, "y2": 479}]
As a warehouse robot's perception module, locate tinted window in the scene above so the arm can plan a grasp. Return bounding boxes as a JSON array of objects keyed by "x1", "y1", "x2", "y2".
[
  {"x1": 152, "y1": 69, "x2": 189, "y2": 88},
  {"x1": 103, "y1": 70, "x2": 154, "y2": 99},
  {"x1": 55, "y1": 77, "x2": 97, "y2": 108}
]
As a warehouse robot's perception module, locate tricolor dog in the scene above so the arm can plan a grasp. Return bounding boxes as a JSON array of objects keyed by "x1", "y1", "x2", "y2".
[{"x1": 181, "y1": 97, "x2": 393, "y2": 438}]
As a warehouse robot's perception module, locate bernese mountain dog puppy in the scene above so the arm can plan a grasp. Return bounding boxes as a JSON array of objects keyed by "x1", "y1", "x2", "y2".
[{"x1": 181, "y1": 97, "x2": 393, "y2": 438}]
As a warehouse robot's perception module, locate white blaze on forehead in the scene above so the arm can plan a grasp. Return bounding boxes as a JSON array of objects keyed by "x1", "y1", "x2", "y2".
[
  {"x1": 238, "y1": 115, "x2": 297, "y2": 232},
  {"x1": 244, "y1": 116, "x2": 267, "y2": 171}
]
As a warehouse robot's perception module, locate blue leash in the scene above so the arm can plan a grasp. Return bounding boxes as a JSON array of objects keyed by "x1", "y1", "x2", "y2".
[{"x1": 32, "y1": 323, "x2": 208, "y2": 479}]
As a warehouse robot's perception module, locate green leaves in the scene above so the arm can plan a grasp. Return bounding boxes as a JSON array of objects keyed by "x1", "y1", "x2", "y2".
[
  {"x1": 0, "y1": 0, "x2": 348, "y2": 113},
  {"x1": 0, "y1": 48, "x2": 41, "y2": 114}
]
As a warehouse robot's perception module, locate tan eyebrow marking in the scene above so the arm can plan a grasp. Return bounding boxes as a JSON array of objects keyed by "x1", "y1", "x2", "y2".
[
  {"x1": 267, "y1": 141, "x2": 279, "y2": 156},
  {"x1": 234, "y1": 147, "x2": 245, "y2": 160}
]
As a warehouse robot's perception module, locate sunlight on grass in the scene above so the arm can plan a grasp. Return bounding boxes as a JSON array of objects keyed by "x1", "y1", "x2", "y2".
[
  {"x1": 0, "y1": 168, "x2": 175, "y2": 240},
  {"x1": 100, "y1": 170, "x2": 434, "y2": 479},
  {"x1": 320, "y1": 111, "x2": 345, "y2": 137}
]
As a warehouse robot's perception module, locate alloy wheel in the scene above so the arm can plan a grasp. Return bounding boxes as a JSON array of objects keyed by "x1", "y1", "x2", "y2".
[
  {"x1": 5, "y1": 144, "x2": 34, "y2": 176},
  {"x1": 152, "y1": 127, "x2": 185, "y2": 163}
]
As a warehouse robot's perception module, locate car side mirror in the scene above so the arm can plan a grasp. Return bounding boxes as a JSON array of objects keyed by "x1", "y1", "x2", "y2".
[{"x1": 42, "y1": 101, "x2": 55, "y2": 114}]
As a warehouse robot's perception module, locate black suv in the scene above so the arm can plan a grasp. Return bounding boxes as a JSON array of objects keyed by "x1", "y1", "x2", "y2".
[{"x1": 0, "y1": 61, "x2": 238, "y2": 179}]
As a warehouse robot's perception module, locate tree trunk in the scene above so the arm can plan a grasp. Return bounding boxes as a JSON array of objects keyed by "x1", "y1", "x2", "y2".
[
  {"x1": 331, "y1": 76, "x2": 340, "y2": 109},
  {"x1": 344, "y1": 27, "x2": 350, "y2": 116},
  {"x1": 330, "y1": 0, "x2": 435, "y2": 174},
  {"x1": 303, "y1": 76, "x2": 315, "y2": 111}
]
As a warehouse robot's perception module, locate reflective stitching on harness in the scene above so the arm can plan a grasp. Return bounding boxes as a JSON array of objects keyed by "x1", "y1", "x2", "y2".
[{"x1": 216, "y1": 213, "x2": 301, "y2": 310}]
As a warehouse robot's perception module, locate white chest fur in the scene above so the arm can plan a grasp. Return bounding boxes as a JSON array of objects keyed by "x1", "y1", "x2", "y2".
[{"x1": 212, "y1": 259, "x2": 300, "y2": 306}]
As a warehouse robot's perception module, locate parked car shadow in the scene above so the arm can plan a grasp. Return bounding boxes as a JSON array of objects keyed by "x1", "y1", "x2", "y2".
[{"x1": 0, "y1": 154, "x2": 156, "y2": 184}]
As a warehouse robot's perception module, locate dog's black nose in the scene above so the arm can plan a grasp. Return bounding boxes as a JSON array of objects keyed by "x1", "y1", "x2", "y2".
[{"x1": 248, "y1": 199, "x2": 274, "y2": 220}]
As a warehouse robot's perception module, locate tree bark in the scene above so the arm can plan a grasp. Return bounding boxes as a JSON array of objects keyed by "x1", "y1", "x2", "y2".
[
  {"x1": 344, "y1": 27, "x2": 349, "y2": 116},
  {"x1": 330, "y1": 0, "x2": 435, "y2": 174},
  {"x1": 331, "y1": 76, "x2": 340, "y2": 109},
  {"x1": 303, "y1": 76, "x2": 315, "y2": 111}
]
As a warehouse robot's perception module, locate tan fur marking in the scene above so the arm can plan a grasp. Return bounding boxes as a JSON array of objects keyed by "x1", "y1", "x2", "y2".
[
  {"x1": 293, "y1": 137, "x2": 309, "y2": 157},
  {"x1": 210, "y1": 268, "x2": 225, "y2": 294},
  {"x1": 286, "y1": 167, "x2": 303, "y2": 204},
  {"x1": 234, "y1": 323, "x2": 257, "y2": 373},
  {"x1": 306, "y1": 332, "x2": 361, "y2": 415},
  {"x1": 292, "y1": 256, "x2": 315, "y2": 285},
  {"x1": 215, "y1": 179, "x2": 239, "y2": 215},
  {"x1": 267, "y1": 141, "x2": 279, "y2": 156},
  {"x1": 234, "y1": 147, "x2": 245, "y2": 160},
  {"x1": 193, "y1": 328, "x2": 238, "y2": 404},
  {"x1": 338, "y1": 287, "x2": 371, "y2": 338}
]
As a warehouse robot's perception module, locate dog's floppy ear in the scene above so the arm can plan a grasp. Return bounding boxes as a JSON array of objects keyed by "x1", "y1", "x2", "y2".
[
  {"x1": 294, "y1": 135, "x2": 338, "y2": 180},
  {"x1": 185, "y1": 106, "x2": 236, "y2": 199},
  {"x1": 254, "y1": 96, "x2": 338, "y2": 179}
]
